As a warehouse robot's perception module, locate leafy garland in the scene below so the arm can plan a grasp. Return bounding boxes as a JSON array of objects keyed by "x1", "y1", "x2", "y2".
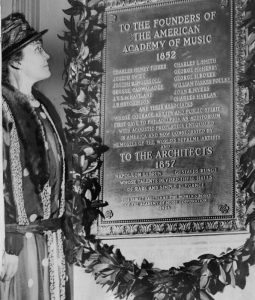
[{"x1": 60, "y1": 0, "x2": 255, "y2": 299}]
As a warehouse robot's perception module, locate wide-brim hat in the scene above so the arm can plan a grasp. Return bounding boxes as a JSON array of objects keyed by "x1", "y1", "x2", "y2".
[{"x1": 2, "y1": 13, "x2": 48, "y2": 61}]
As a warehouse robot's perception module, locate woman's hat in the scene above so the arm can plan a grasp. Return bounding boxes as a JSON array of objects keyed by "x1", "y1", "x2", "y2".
[{"x1": 2, "y1": 13, "x2": 48, "y2": 61}]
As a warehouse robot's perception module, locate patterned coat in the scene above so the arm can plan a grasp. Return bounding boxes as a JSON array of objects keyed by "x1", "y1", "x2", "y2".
[{"x1": 1, "y1": 84, "x2": 72, "y2": 300}]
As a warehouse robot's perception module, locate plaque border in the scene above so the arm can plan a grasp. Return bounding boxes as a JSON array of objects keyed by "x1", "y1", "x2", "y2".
[{"x1": 98, "y1": 0, "x2": 248, "y2": 237}]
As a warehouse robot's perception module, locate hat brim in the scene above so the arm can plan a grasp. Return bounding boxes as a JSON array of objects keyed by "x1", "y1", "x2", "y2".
[{"x1": 2, "y1": 29, "x2": 48, "y2": 61}]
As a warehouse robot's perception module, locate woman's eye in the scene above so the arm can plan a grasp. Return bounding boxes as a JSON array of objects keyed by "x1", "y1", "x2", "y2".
[{"x1": 36, "y1": 46, "x2": 43, "y2": 53}]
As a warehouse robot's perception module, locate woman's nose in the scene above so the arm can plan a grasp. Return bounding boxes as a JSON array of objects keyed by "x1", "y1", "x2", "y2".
[{"x1": 43, "y1": 50, "x2": 50, "y2": 60}]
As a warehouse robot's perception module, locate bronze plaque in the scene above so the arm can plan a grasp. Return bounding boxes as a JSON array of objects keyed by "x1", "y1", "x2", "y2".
[{"x1": 99, "y1": 0, "x2": 245, "y2": 236}]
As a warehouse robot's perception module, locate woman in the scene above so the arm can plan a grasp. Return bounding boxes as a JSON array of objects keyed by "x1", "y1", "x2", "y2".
[{"x1": 1, "y1": 13, "x2": 72, "y2": 300}]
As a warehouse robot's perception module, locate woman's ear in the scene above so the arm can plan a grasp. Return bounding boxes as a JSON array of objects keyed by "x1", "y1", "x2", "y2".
[{"x1": 9, "y1": 61, "x2": 21, "y2": 70}]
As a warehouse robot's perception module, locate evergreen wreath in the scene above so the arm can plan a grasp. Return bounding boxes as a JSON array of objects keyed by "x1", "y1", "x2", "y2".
[{"x1": 60, "y1": 0, "x2": 255, "y2": 299}]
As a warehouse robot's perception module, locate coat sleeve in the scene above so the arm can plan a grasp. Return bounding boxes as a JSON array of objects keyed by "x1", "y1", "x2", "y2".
[{"x1": 3, "y1": 111, "x2": 24, "y2": 256}]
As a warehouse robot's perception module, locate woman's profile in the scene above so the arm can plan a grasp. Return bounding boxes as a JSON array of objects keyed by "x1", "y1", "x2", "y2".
[{"x1": 1, "y1": 12, "x2": 73, "y2": 300}]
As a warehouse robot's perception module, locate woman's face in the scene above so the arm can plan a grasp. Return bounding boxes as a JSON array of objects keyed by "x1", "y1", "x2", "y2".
[{"x1": 19, "y1": 40, "x2": 51, "y2": 83}]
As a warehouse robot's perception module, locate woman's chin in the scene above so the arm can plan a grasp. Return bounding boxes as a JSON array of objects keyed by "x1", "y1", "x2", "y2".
[{"x1": 42, "y1": 70, "x2": 52, "y2": 80}]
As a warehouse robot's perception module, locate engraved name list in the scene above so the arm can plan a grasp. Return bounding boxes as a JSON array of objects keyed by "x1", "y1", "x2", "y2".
[{"x1": 100, "y1": 0, "x2": 236, "y2": 235}]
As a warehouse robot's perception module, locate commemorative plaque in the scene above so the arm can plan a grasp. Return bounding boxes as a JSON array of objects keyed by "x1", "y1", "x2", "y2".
[{"x1": 98, "y1": 0, "x2": 245, "y2": 236}]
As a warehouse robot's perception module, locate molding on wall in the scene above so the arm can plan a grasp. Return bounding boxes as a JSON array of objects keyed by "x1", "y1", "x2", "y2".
[{"x1": 12, "y1": 0, "x2": 40, "y2": 30}]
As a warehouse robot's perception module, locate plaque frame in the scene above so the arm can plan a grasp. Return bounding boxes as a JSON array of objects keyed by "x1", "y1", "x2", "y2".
[{"x1": 97, "y1": 0, "x2": 248, "y2": 237}]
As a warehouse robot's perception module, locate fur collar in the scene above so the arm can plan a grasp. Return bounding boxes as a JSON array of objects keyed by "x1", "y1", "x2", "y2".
[{"x1": 2, "y1": 83, "x2": 50, "y2": 193}]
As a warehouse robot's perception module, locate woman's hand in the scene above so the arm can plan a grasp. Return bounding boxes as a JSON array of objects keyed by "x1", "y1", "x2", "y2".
[{"x1": 0, "y1": 252, "x2": 18, "y2": 281}]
